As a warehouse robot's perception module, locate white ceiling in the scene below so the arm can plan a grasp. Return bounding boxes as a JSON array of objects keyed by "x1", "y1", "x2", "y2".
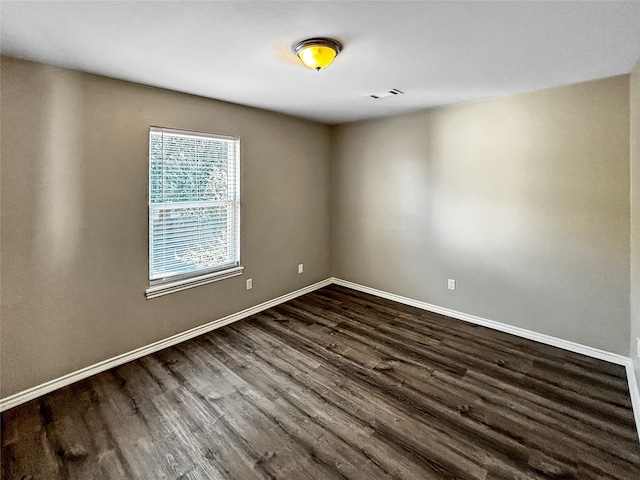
[{"x1": 2, "y1": 1, "x2": 640, "y2": 124}]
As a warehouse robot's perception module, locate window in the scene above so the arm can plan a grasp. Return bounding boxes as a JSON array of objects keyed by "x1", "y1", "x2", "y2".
[{"x1": 146, "y1": 127, "x2": 241, "y2": 298}]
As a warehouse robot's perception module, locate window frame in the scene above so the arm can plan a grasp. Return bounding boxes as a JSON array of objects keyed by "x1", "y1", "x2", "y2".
[{"x1": 145, "y1": 126, "x2": 242, "y2": 299}]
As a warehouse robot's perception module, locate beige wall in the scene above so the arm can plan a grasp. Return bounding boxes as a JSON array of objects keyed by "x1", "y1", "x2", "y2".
[
  {"x1": 332, "y1": 76, "x2": 631, "y2": 355},
  {"x1": 0, "y1": 57, "x2": 332, "y2": 397},
  {"x1": 1, "y1": 56, "x2": 635, "y2": 400},
  {"x1": 631, "y1": 58, "x2": 640, "y2": 381}
]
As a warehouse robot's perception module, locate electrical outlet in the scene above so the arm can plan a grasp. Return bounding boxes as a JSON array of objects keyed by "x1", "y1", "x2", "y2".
[
  {"x1": 246, "y1": 278, "x2": 253, "y2": 290},
  {"x1": 447, "y1": 279, "x2": 456, "y2": 290},
  {"x1": 298, "y1": 264, "x2": 304, "y2": 274}
]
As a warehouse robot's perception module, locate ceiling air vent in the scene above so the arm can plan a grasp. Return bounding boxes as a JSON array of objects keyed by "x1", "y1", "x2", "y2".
[{"x1": 368, "y1": 89, "x2": 404, "y2": 99}]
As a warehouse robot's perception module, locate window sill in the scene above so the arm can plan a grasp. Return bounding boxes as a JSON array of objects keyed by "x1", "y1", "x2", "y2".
[{"x1": 145, "y1": 266, "x2": 244, "y2": 299}]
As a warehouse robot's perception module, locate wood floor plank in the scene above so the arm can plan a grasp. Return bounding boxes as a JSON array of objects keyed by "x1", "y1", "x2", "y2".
[
  {"x1": 2, "y1": 285, "x2": 639, "y2": 479},
  {"x1": 322, "y1": 287, "x2": 627, "y2": 379},
  {"x1": 304, "y1": 291, "x2": 632, "y2": 409},
  {"x1": 1, "y1": 401, "x2": 64, "y2": 480},
  {"x1": 252, "y1": 310, "x2": 587, "y2": 478},
  {"x1": 157, "y1": 345, "x2": 349, "y2": 480},
  {"x1": 282, "y1": 296, "x2": 626, "y2": 442},
  {"x1": 213, "y1": 325, "x2": 476, "y2": 480}
]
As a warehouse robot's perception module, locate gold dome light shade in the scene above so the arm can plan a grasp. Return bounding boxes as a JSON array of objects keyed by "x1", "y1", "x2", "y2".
[{"x1": 293, "y1": 38, "x2": 342, "y2": 71}]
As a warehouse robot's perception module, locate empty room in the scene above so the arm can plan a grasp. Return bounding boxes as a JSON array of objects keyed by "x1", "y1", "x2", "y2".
[{"x1": 2, "y1": 1, "x2": 640, "y2": 479}]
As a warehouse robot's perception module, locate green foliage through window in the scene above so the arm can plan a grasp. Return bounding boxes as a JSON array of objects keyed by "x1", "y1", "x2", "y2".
[{"x1": 149, "y1": 128, "x2": 240, "y2": 282}]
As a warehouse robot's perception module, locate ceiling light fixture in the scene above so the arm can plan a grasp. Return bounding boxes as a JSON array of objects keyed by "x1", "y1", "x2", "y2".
[{"x1": 293, "y1": 38, "x2": 342, "y2": 71}]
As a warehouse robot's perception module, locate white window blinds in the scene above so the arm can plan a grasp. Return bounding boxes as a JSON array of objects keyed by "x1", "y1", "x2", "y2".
[{"x1": 149, "y1": 127, "x2": 240, "y2": 286}]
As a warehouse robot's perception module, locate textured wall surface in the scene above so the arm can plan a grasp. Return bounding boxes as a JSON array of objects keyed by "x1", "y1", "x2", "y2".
[
  {"x1": 631, "y1": 58, "x2": 640, "y2": 382},
  {"x1": 1, "y1": 57, "x2": 332, "y2": 397},
  {"x1": 332, "y1": 76, "x2": 631, "y2": 355},
  {"x1": 1, "y1": 56, "x2": 635, "y2": 400}
]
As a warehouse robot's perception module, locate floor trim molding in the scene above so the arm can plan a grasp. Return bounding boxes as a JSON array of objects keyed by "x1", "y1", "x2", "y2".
[
  {"x1": 625, "y1": 361, "x2": 640, "y2": 442},
  {"x1": 3, "y1": 275, "x2": 640, "y2": 442},
  {"x1": 331, "y1": 278, "x2": 627, "y2": 364},
  {"x1": 0, "y1": 279, "x2": 332, "y2": 412},
  {"x1": 331, "y1": 277, "x2": 640, "y2": 440}
]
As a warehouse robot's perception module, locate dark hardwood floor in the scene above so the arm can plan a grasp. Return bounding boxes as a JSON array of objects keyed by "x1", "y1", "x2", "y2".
[{"x1": 2, "y1": 285, "x2": 639, "y2": 479}]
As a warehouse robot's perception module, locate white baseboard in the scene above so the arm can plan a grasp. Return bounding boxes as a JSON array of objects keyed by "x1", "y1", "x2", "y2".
[
  {"x1": 3, "y1": 275, "x2": 639, "y2": 443},
  {"x1": 331, "y1": 278, "x2": 628, "y2": 365},
  {"x1": 0, "y1": 278, "x2": 332, "y2": 412},
  {"x1": 331, "y1": 277, "x2": 640, "y2": 440},
  {"x1": 626, "y1": 361, "x2": 640, "y2": 442}
]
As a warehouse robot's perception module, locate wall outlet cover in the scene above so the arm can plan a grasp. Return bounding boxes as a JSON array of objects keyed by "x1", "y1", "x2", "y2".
[
  {"x1": 246, "y1": 278, "x2": 253, "y2": 290},
  {"x1": 298, "y1": 264, "x2": 304, "y2": 274},
  {"x1": 447, "y1": 279, "x2": 456, "y2": 290}
]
